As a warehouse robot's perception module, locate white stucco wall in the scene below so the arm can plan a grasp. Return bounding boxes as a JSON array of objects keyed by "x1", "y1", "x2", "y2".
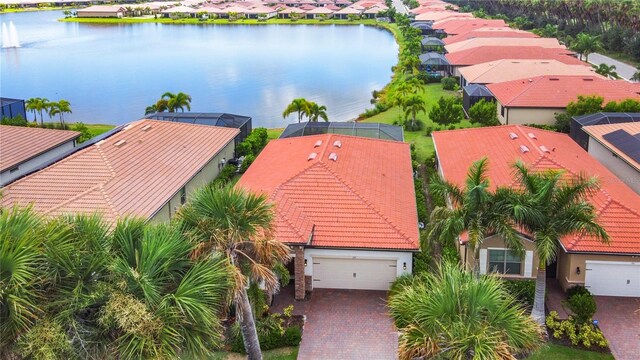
[
  {"x1": 587, "y1": 137, "x2": 640, "y2": 194},
  {"x1": 497, "y1": 105, "x2": 565, "y2": 125},
  {"x1": 302, "y1": 248, "x2": 414, "y2": 277},
  {"x1": 0, "y1": 139, "x2": 76, "y2": 187}
]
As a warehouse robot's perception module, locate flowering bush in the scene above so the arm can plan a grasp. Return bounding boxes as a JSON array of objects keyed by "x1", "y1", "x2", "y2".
[{"x1": 546, "y1": 311, "x2": 608, "y2": 349}]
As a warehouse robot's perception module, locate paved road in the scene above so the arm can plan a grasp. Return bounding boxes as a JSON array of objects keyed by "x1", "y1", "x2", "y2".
[
  {"x1": 589, "y1": 52, "x2": 637, "y2": 80},
  {"x1": 391, "y1": 0, "x2": 409, "y2": 15}
]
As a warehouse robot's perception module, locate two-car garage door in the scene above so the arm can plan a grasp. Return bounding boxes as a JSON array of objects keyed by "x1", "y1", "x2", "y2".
[
  {"x1": 585, "y1": 261, "x2": 640, "y2": 297},
  {"x1": 312, "y1": 257, "x2": 397, "y2": 290}
]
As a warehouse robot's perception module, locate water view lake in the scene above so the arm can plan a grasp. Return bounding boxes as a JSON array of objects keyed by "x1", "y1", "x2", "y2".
[{"x1": 0, "y1": 11, "x2": 397, "y2": 127}]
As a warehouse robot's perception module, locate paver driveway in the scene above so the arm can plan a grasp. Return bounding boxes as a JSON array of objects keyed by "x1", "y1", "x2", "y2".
[
  {"x1": 593, "y1": 296, "x2": 640, "y2": 360},
  {"x1": 287, "y1": 289, "x2": 398, "y2": 360}
]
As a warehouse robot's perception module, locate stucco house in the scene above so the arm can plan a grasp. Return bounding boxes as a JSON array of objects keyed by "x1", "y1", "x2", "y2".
[
  {"x1": 442, "y1": 27, "x2": 538, "y2": 45},
  {"x1": 582, "y1": 122, "x2": 640, "y2": 195},
  {"x1": 444, "y1": 37, "x2": 565, "y2": 54},
  {"x1": 432, "y1": 18, "x2": 507, "y2": 36},
  {"x1": 237, "y1": 134, "x2": 419, "y2": 300},
  {"x1": 433, "y1": 125, "x2": 640, "y2": 297},
  {"x1": 0, "y1": 125, "x2": 80, "y2": 186},
  {"x1": 1, "y1": 120, "x2": 238, "y2": 225},
  {"x1": 77, "y1": 5, "x2": 126, "y2": 18},
  {"x1": 487, "y1": 75, "x2": 640, "y2": 126}
]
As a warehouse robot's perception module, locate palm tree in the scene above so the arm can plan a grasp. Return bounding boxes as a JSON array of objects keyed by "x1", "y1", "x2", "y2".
[
  {"x1": 571, "y1": 33, "x2": 602, "y2": 63},
  {"x1": 26, "y1": 97, "x2": 50, "y2": 126},
  {"x1": 106, "y1": 219, "x2": 231, "y2": 359},
  {"x1": 428, "y1": 158, "x2": 522, "y2": 273},
  {"x1": 161, "y1": 92, "x2": 192, "y2": 112},
  {"x1": 145, "y1": 98, "x2": 168, "y2": 115},
  {"x1": 509, "y1": 161, "x2": 609, "y2": 325},
  {"x1": 0, "y1": 206, "x2": 49, "y2": 351},
  {"x1": 48, "y1": 100, "x2": 72, "y2": 128},
  {"x1": 388, "y1": 261, "x2": 541, "y2": 359},
  {"x1": 24, "y1": 98, "x2": 39, "y2": 122},
  {"x1": 177, "y1": 186, "x2": 290, "y2": 360},
  {"x1": 631, "y1": 68, "x2": 640, "y2": 82},
  {"x1": 282, "y1": 98, "x2": 310, "y2": 123},
  {"x1": 593, "y1": 63, "x2": 619, "y2": 79},
  {"x1": 304, "y1": 102, "x2": 328, "y2": 122},
  {"x1": 402, "y1": 94, "x2": 426, "y2": 129}
]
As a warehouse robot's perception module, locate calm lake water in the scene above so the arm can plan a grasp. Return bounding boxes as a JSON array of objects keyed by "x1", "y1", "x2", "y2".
[{"x1": 0, "y1": 11, "x2": 397, "y2": 127}]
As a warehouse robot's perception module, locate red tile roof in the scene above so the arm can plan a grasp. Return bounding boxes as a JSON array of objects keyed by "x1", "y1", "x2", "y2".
[
  {"x1": 432, "y1": 19, "x2": 508, "y2": 35},
  {"x1": 0, "y1": 125, "x2": 80, "y2": 172},
  {"x1": 1, "y1": 120, "x2": 239, "y2": 225},
  {"x1": 487, "y1": 75, "x2": 640, "y2": 108},
  {"x1": 446, "y1": 46, "x2": 584, "y2": 66},
  {"x1": 443, "y1": 27, "x2": 538, "y2": 44},
  {"x1": 433, "y1": 125, "x2": 640, "y2": 254},
  {"x1": 237, "y1": 134, "x2": 419, "y2": 250}
]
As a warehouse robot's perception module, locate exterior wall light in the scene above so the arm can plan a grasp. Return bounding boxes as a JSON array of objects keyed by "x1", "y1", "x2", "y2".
[
  {"x1": 304, "y1": 259, "x2": 307, "y2": 267},
  {"x1": 576, "y1": 266, "x2": 581, "y2": 275},
  {"x1": 403, "y1": 262, "x2": 407, "y2": 271}
]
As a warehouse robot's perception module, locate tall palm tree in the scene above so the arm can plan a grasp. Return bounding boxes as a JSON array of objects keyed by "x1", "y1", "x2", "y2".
[
  {"x1": 428, "y1": 158, "x2": 522, "y2": 273},
  {"x1": 161, "y1": 92, "x2": 192, "y2": 112},
  {"x1": 282, "y1": 98, "x2": 310, "y2": 123},
  {"x1": 509, "y1": 161, "x2": 609, "y2": 325},
  {"x1": 402, "y1": 94, "x2": 426, "y2": 129},
  {"x1": 177, "y1": 186, "x2": 290, "y2": 360},
  {"x1": 593, "y1": 63, "x2": 619, "y2": 79},
  {"x1": 48, "y1": 100, "x2": 72, "y2": 128},
  {"x1": 28, "y1": 97, "x2": 50, "y2": 126},
  {"x1": 388, "y1": 261, "x2": 541, "y2": 360},
  {"x1": 304, "y1": 102, "x2": 328, "y2": 122},
  {"x1": 145, "y1": 98, "x2": 168, "y2": 115},
  {"x1": 25, "y1": 98, "x2": 39, "y2": 122}
]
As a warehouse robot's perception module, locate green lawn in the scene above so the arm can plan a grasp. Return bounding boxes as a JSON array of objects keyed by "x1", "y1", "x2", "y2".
[
  {"x1": 209, "y1": 346, "x2": 298, "y2": 360},
  {"x1": 84, "y1": 123, "x2": 116, "y2": 138},
  {"x1": 526, "y1": 344, "x2": 613, "y2": 360},
  {"x1": 363, "y1": 83, "x2": 475, "y2": 163},
  {"x1": 267, "y1": 128, "x2": 284, "y2": 141}
]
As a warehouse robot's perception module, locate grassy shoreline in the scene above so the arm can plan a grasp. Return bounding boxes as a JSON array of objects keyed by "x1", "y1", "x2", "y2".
[{"x1": 60, "y1": 16, "x2": 383, "y2": 26}]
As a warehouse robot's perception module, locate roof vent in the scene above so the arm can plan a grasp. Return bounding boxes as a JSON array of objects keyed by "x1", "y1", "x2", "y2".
[
  {"x1": 141, "y1": 124, "x2": 152, "y2": 131},
  {"x1": 528, "y1": 132, "x2": 537, "y2": 139},
  {"x1": 540, "y1": 61, "x2": 550, "y2": 64},
  {"x1": 583, "y1": 78, "x2": 594, "y2": 81},
  {"x1": 528, "y1": 78, "x2": 533, "y2": 82},
  {"x1": 540, "y1": 145, "x2": 551, "y2": 153},
  {"x1": 509, "y1": 132, "x2": 519, "y2": 140},
  {"x1": 520, "y1": 145, "x2": 530, "y2": 153},
  {"x1": 549, "y1": 77, "x2": 560, "y2": 81},
  {"x1": 329, "y1": 152, "x2": 338, "y2": 161},
  {"x1": 308, "y1": 152, "x2": 317, "y2": 161},
  {"x1": 314, "y1": 140, "x2": 322, "y2": 148},
  {"x1": 333, "y1": 140, "x2": 342, "y2": 148},
  {"x1": 114, "y1": 139, "x2": 127, "y2": 148}
]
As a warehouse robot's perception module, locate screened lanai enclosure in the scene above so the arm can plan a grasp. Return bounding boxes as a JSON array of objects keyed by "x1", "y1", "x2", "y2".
[
  {"x1": 145, "y1": 112, "x2": 252, "y2": 144},
  {"x1": 279, "y1": 122, "x2": 404, "y2": 141},
  {"x1": 571, "y1": 112, "x2": 640, "y2": 150}
]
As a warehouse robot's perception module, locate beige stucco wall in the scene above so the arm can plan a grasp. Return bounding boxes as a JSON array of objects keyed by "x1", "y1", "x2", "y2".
[
  {"x1": 587, "y1": 137, "x2": 640, "y2": 194},
  {"x1": 557, "y1": 251, "x2": 640, "y2": 291},
  {"x1": 457, "y1": 234, "x2": 539, "y2": 279},
  {"x1": 149, "y1": 140, "x2": 235, "y2": 223},
  {"x1": 496, "y1": 103, "x2": 565, "y2": 126}
]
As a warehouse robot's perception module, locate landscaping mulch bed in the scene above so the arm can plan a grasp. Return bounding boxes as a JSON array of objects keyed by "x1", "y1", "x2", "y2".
[{"x1": 546, "y1": 323, "x2": 612, "y2": 355}]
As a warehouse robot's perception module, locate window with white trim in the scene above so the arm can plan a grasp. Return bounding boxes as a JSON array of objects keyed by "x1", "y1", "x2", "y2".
[{"x1": 488, "y1": 249, "x2": 522, "y2": 275}]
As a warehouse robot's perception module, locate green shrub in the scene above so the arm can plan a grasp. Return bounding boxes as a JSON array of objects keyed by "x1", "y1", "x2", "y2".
[
  {"x1": 546, "y1": 311, "x2": 608, "y2": 349},
  {"x1": 414, "y1": 176, "x2": 428, "y2": 224},
  {"x1": 389, "y1": 273, "x2": 414, "y2": 297},
  {"x1": 282, "y1": 326, "x2": 302, "y2": 346},
  {"x1": 502, "y1": 279, "x2": 535, "y2": 307},
  {"x1": 1, "y1": 115, "x2": 28, "y2": 126},
  {"x1": 403, "y1": 119, "x2": 424, "y2": 131},
  {"x1": 229, "y1": 318, "x2": 302, "y2": 353},
  {"x1": 566, "y1": 285, "x2": 590, "y2": 298},
  {"x1": 441, "y1": 77, "x2": 459, "y2": 91},
  {"x1": 240, "y1": 154, "x2": 255, "y2": 173},
  {"x1": 565, "y1": 293, "x2": 596, "y2": 325},
  {"x1": 211, "y1": 164, "x2": 237, "y2": 187}
]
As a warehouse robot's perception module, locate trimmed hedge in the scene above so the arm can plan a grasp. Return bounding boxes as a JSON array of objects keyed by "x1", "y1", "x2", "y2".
[
  {"x1": 503, "y1": 279, "x2": 535, "y2": 307},
  {"x1": 230, "y1": 325, "x2": 302, "y2": 353}
]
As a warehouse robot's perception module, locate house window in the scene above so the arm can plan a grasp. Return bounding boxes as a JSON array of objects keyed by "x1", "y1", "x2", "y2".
[
  {"x1": 488, "y1": 249, "x2": 522, "y2": 275},
  {"x1": 500, "y1": 105, "x2": 505, "y2": 117},
  {"x1": 180, "y1": 187, "x2": 187, "y2": 205}
]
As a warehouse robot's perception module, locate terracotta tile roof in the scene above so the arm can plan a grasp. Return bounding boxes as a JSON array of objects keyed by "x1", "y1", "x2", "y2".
[
  {"x1": 445, "y1": 37, "x2": 564, "y2": 53},
  {"x1": 237, "y1": 134, "x2": 419, "y2": 250},
  {"x1": 446, "y1": 46, "x2": 584, "y2": 66},
  {"x1": 1, "y1": 120, "x2": 238, "y2": 225},
  {"x1": 582, "y1": 122, "x2": 640, "y2": 171},
  {"x1": 414, "y1": 10, "x2": 472, "y2": 20},
  {"x1": 459, "y1": 59, "x2": 601, "y2": 85},
  {"x1": 432, "y1": 125, "x2": 640, "y2": 254},
  {"x1": 0, "y1": 125, "x2": 80, "y2": 172},
  {"x1": 443, "y1": 27, "x2": 538, "y2": 44},
  {"x1": 432, "y1": 19, "x2": 508, "y2": 35},
  {"x1": 487, "y1": 75, "x2": 640, "y2": 108}
]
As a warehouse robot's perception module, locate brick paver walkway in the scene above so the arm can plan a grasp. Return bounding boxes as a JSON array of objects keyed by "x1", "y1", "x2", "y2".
[
  {"x1": 272, "y1": 287, "x2": 398, "y2": 359},
  {"x1": 593, "y1": 296, "x2": 640, "y2": 360}
]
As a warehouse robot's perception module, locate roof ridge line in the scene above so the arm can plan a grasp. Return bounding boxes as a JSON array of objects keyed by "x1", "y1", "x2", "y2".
[
  {"x1": 502, "y1": 76, "x2": 542, "y2": 106},
  {"x1": 270, "y1": 193, "x2": 308, "y2": 243},
  {"x1": 98, "y1": 183, "x2": 120, "y2": 221},
  {"x1": 319, "y1": 162, "x2": 414, "y2": 246}
]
